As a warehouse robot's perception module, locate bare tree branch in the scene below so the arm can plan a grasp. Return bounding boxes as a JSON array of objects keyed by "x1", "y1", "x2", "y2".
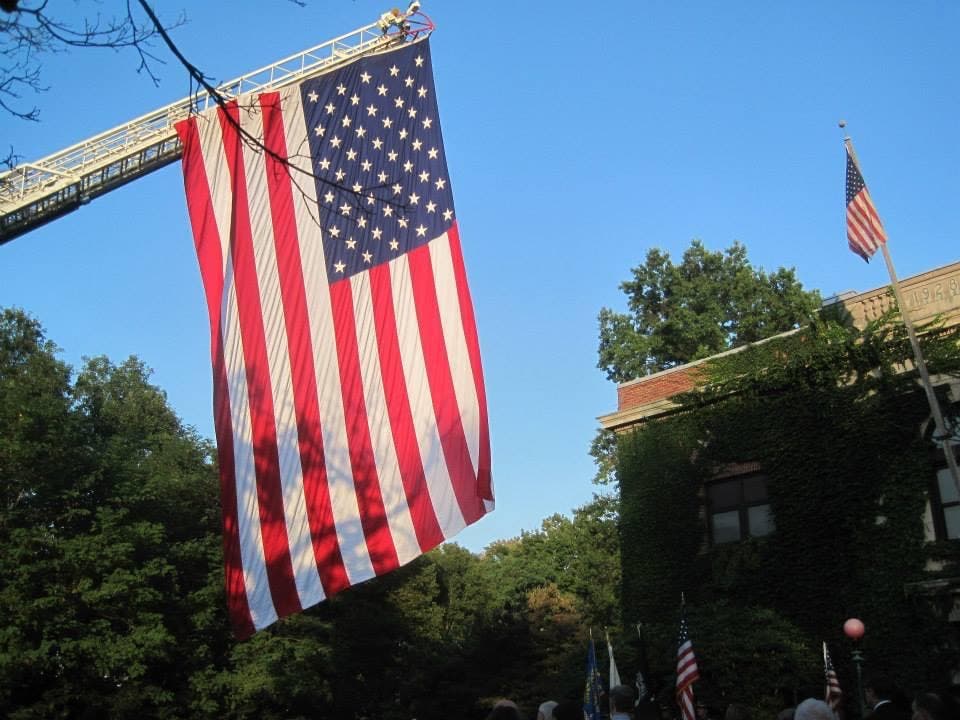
[
  {"x1": 135, "y1": 0, "x2": 413, "y2": 231},
  {"x1": 1, "y1": 0, "x2": 184, "y2": 120}
]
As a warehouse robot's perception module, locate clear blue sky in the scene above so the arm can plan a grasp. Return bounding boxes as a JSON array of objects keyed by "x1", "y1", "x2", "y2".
[{"x1": 2, "y1": 1, "x2": 958, "y2": 552}]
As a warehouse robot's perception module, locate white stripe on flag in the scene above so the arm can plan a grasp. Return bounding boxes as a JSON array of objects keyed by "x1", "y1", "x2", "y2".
[
  {"x1": 239, "y1": 100, "x2": 326, "y2": 611},
  {"x1": 350, "y1": 269, "x2": 423, "y2": 565},
  {"x1": 284, "y1": 86, "x2": 376, "y2": 587},
  {"x1": 194, "y1": 109, "x2": 277, "y2": 629},
  {"x1": 429, "y1": 236, "x2": 482, "y2": 477},
  {"x1": 390, "y1": 248, "x2": 467, "y2": 539}
]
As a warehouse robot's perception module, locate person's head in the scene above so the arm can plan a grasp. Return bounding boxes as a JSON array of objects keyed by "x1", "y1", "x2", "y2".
[
  {"x1": 636, "y1": 699, "x2": 661, "y2": 720},
  {"x1": 611, "y1": 684, "x2": 635, "y2": 713},
  {"x1": 487, "y1": 700, "x2": 523, "y2": 720},
  {"x1": 793, "y1": 698, "x2": 835, "y2": 720},
  {"x1": 777, "y1": 707, "x2": 796, "y2": 720},
  {"x1": 696, "y1": 702, "x2": 710, "y2": 720},
  {"x1": 865, "y1": 676, "x2": 900, "y2": 707},
  {"x1": 538, "y1": 700, "x2": 559, "y2": 720},
  {"x1": 553, "y1": 701, "x2": 584, "y2": 720},
  {"x1": 725, "y1": 703, "x2": 750, "y2": 720},
  {"x1": 912, "y1": 693, "x2": 945, "y2": 720}
]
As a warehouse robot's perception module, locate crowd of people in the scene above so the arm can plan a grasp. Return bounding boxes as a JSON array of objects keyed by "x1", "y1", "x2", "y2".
[{"x1": 481, "y1": 675, "x2": 960, "y2": 720}]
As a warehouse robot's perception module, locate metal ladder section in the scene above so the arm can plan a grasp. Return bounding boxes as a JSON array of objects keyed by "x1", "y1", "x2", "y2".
[{"x1": 0, "y1": 18, "x2": 404, "y2": 244}]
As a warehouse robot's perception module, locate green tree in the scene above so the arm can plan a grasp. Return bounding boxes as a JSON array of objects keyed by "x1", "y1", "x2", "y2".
[
  {"x1": 0, "y1": 308, "x2": 226, "y2": 718},
  {"x1": 597, "y1": 240, "x2": 820, "y2": 383},
  {"x1": 478, "y1": 495, "x2": 622, "y2": 628},
  {"x1": 0, "y1": 307, "x2": 636, "y2": 718},
  {"x1": 593, "y1": 240, "x2": 820, "y2": 485}
]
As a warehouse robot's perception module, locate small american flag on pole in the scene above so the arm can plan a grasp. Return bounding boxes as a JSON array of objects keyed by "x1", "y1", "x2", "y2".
[
  {"x1": 176, "y1": 37, "x2": 493, "y2": 638},
  {"x1": 606, "y1": 630, "x2": 622, "y2": 690},
  {"x1": 823, "y1": 642, "x2": 843, "y2": 711},
  {"x1": 845, "y1": 143, "x2": 887, "y2": 262},
  {"x1": 676, "y1": 604, "x2": 700, "y2": 720}
]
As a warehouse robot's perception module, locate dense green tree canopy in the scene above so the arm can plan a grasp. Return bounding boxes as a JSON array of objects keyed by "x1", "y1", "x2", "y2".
[
  {"x1": 0, "y1": 308, "x2": 225, "y2": 717},
  {"x1": 597, "y1": 240, "x2": 821, "y2": 383},
  {"x1": 0, "y1": 306, "x2": 628, "y2": 718}
]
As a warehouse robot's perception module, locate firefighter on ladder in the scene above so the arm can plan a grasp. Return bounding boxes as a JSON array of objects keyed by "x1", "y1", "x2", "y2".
[{"x1": 378, "y1": 2, "x2": 420, "y2": 37}]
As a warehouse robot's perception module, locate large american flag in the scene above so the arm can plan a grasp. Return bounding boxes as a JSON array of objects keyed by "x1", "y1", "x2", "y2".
[
  {"x1": 845, "y1": 144, "x2": 887, "y2": 262},
  {"x1": 676, "y1": 610, "x2": 700, "y2": 720},
  {"x1": 175, "y1": 38, "x2": 493, "y2": 638}
]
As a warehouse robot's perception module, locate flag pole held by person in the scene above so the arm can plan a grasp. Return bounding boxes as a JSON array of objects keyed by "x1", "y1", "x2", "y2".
[
  {"x1": 585, "y1": 629, "x2": 604, "y2": 720},
  {"x1": 823, "y1": 641, "x2": 843, "y2": 712},
  {"x1": 676, "y1": 596, "x2": 701, "y2": 720}
]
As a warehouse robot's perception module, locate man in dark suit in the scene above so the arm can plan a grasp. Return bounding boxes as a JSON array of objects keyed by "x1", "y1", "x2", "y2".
[{"x1": 864, "y1": 675, "x2": 910, "y2": 720}]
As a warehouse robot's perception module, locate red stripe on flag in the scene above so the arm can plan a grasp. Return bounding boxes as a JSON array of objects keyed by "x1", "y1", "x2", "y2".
[
  {"x1": 446, "y1": 222, "x2": 492, "y2": 503},
  {"x1": 328, "y1": 279, "x2": 401, "y2": 574},
  {"x1": 678, "y1": 689, "x2": 696, "y2": 720},
  {"x1": 368, "y1": 264, "x2": 445, "y2": 551},
  {"x1": 407, "y1": 243, "x2": 485, "y2": 525},
  {"x1": 259, "y1": 94, "x2": 350, "y2": 595},
  {"x1": 211, "y1": 334, "x2": 256, "y2": 638},
  {"x1": 176, "y1": 117, "x2": 255, "y2": 639},
  {"x1": 218, "y1": 104, "x2": 301, "y2": 618}
]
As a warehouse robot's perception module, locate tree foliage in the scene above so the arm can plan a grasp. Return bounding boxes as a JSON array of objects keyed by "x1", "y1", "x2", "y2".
[
  {"x1": 0, "y1": 308, "x2": 224, "y2": 717},
  {"x1": 0, "y1": 306, "x2": 624, "y2": 718},
  {"x1": 597, "y1": 240, "x2": 820, "y2": 383}
]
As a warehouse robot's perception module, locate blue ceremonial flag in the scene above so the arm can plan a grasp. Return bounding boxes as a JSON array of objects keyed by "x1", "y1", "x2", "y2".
[{"x1": 584, "y1": 634, "x2": 604, "y2": 720}]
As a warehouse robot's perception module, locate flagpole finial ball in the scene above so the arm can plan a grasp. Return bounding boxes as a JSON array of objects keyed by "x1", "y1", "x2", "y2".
[
  {"x1": 838, "y1": 120, "x2": 846, "y2": 128},
  {"x1": 843, "y1": 618, "x2": 865, "y2": 640}
]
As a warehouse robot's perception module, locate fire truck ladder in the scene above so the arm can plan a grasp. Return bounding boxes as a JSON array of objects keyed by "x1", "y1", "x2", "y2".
[{"x1": 0, "y1": 13, "x2": 433, "y2": 245}]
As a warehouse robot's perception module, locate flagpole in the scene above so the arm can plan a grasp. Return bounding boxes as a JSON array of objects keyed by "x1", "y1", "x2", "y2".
[
  {"x1": 635, "y1": 622, "x2": 649, "y2": 705},
  {"x1": 843, "y1": 132, "x2": 960, "y2": 495}
]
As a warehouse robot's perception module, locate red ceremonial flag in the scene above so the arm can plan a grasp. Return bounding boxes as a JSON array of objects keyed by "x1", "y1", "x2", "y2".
[
  {"x1": 676, "y1": 606, "x2": 700, "y2": 720},
  {"x1": 175, "y1": 38, "x2": 493, "y2": 638},
  {"x1": 845, "y1": 145, "x2": 888, "y2": 262}
]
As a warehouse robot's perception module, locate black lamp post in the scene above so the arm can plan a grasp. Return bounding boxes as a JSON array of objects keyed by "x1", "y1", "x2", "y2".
[{"x1": 844, "y1": 618, "x2": 866, "y2": 719}]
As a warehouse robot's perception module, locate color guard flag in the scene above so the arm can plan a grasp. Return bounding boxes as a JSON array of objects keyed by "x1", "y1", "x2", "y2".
[
  {"x1": 676, "y1": 606, "x2": 700, "y2": 720},
  {"x1": 845, "y1": 143, "x2": 888, "y2": 262},
  {"x1": 606, "y1": 630, "x2": 622, "y2": 690},
  {"x1": 176, "y1": 38, "x2": 493, "y2": 638},
  {"x1": 635, "y1": 623, "x2": 650, "y2": 704},
  {"x1": 584, "y1": 634, "x2": 603, "y2": 720}
]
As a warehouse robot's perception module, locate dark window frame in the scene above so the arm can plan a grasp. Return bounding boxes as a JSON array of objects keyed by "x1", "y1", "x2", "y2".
[
  {"x1": 931, "y1": 464, "x2": 960, "y2": 541},
  {"x1": 706, "y1": 472, "x2": 774, "y2": 545}
]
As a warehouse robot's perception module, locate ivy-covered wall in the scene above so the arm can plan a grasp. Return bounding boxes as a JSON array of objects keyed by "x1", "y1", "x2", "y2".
[{"x1": 616, "y1": 321, "x2": 960, "y2": 715}]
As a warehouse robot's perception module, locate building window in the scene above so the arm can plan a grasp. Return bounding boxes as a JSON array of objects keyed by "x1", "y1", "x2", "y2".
[
  {"x1": 934, "y1": 467, "x2": 960, "y2": 540},
  {"x1": 707, "y1": 474, "x2": 774, "y2": 544}
]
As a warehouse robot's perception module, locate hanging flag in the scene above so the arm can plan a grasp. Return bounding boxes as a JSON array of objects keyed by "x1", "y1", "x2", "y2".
[
  {"x1": 606, "y1": 630, "x2": 622, "y2": 690},
  {"x1": 823, "y1": 642, "x2": 843, "y2": 711},
  {"x1": 176, "y1": 37, "x2": 493, "y2": 638},
  {"x1": 845, "y1": 143, "x2": 888, "y2": 262},
  {"x1": 676, "y1": 604, "x2": 700, "y2": 720},
  {"x1": 584, "y1": 634, "x2": 604, "y2": 720},
  {"x1": 635, "y1": 623, "x2": 650, "y2": 704}
]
